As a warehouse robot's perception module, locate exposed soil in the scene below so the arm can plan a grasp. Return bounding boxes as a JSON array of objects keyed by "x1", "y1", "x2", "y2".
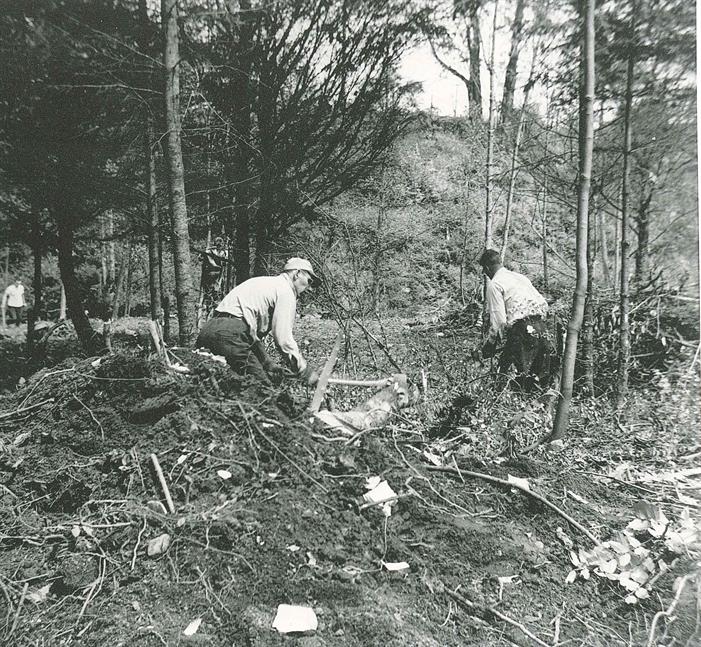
[{"x1": 0, "y1": 316, "x2": 699, "y2": 646}]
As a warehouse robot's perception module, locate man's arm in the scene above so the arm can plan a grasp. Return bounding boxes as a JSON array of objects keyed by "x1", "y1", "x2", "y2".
[
  {"x1": 270, "y1": 288, "x2": 307, "y2": 375},
  {"x1": 484, "y1": 279, "x2": 507, "y2": 346}
]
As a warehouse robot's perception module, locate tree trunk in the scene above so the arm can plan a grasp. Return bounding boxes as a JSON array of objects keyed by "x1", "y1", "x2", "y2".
[
  {"x1": 99, "y1": 214, "x2": 107, "y2": 300},
  {"x1": 613, "y1": 216, "x2": 620, "y2": 294},
  {"x1": 582, "y1": 190, "x2": 597, "y2": 396},
  {"x1": 140, "y1": 0, "x2": 162, "y2": 322},
  {"x1": 542, "y1": 109, "x2": 550, "y2": 290},
  {"x1": 254, "y1": 162, "x2": 272, "y2": 276},
  {"x1": 373, "y1": 167, "x2": 387, "y2": 312},
  {"x1": 56, "y1": 208, "x2": 96, "y2": 352},
  {"x1": 124, "y1": 241, "x2": 134, "y2": 317},
  {"x1": 234, "y1": 185, "x2": 250, "y2": 283},
  {"x1": 3, "y1": 244, "x2": 9, "y2": 288},
  {"x1": 485, "y1": 0, "x2": 499, "y2": 249},
  {"x1": 111, "y1": 244, "x2": 128, "y2": 320},
  {"x1": 551, "y1": 0, "x2": 595, "y2": 441},
  {"x1": 31, "y1": 214, "x2": 43, "y2": 321},
  {"x1": 542, "y1": 186, "x2": 549, "y2": 290},
  {"x1": 500, "y1": 38, "x2": 539, "y2": 260},
  {"x1": 616, "y1": 37, "x2": 635, "y2": 409},
  {"x1": 159, "y1": 202, "x2": 170, "y2": 343},
  {"x1": 597, "y1": 211, "x2": 612, "y2": 289},
  {"x1": 634, "y1": 193, "x2": 652, "y2": 286},
  {"x1": 146, "y1": 118, "x2": 162, "y2": 320},
  {"x1": 466, "y1": 3, "x2": 483, "y2": 120},
  {"x1": 59, "y1": 281, "x2": 67, "y2": 320},
  {"x1": 254, "y1": 59, "x2": 275, "y2": 276},
  {"x1": 107, "y1": 210, "x2": 116, "y2": 288},
  {"x1": 26, "y1": 213, "x2": 43, "y2": 355},
  {"x1": 232, "y1": 0, "x2": 253, "y2": 283},
  {"x1": 162, "y1": 0, "x2": 196, "y2": 345},
  {"x1": 499, "y1": 0, "x2": 527, "y2": 121},
  {"x1": 460, "y1": 178, "x2": 471, "y2": 305}
]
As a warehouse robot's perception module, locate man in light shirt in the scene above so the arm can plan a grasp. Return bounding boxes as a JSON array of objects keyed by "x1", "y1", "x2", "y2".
[
  {"x1": 196, "y1": 258, "x2": 319, "y2": 387},
  {"x1": 3, "y1": 278, "x2": 26, "y2": 327},
  {"x1": 474, "y1": 249, "x2": 554, "y2": 390}
]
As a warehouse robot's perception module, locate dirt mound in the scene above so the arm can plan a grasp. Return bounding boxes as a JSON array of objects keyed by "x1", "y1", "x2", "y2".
[{"x1": 0, "y1": 346, "x2": 699, "y2": 646}]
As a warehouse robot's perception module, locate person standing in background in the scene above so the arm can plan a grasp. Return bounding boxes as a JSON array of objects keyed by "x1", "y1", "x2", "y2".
[{"x1": 3, "y1": 278, "x2": 26, "y2": 327}]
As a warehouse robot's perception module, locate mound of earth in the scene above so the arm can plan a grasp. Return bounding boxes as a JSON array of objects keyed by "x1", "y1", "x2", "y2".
[{"x1": 0, "y1": 349, "x2": 698, "y2": 646}]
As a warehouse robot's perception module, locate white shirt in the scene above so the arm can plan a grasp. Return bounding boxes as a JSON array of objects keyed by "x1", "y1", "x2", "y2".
[
  {"x1": 216, "y1": 273, "x2": 306, "y2": 373},
  {"x1": 3, "y1": 283, "x2": 25, "y2": 308},
  {"x1": 485, "y1": 267, "x2": 548, "y2": 343}
]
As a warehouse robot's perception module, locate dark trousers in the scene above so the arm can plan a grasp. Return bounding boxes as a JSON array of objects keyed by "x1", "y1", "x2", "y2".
[
  {"x1": 498, "y1": 315, "x2": 555, "y2": 391},
  {"x1": 7, "y1": 306, "x2": 23, "y2": 326},
  {"x1": 196, "y1": 315, "x2": 273, "y2": 385}
]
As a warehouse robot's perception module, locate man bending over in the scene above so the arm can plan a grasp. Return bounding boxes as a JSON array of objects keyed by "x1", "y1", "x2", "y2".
[
  {"x1": 196, "y1": 258, "x2": 319, "y2": 387},
  {"x1": 474, "y1": 249, "x2": 554, "y2": 390}
]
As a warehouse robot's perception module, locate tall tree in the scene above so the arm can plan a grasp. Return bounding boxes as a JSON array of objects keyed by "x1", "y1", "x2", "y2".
[
  {"x1": 499, "y1": 26, "x2": 543, "y2": 259},
  {"x1": 199, "y1": 0, "x2": 424, "y2": 278},
  {"x1": 138, "y1": 0, "x2": 163, "y2": 322},
  {"x1": 499, "y1": 0, "x2": 527, "y2": 120},
  {"x1": 162, "y1": 0, "x2": 196, "y2": 344},
  {"x1": 428, "y1": 0, "x2": 484, "y2": 119},
  {"x1": 463, "y1": 0, "x2": 484, "y2": 119},
  {"x1": 582, "y1": 187, "x2": 598, "y2": 396},
  {"x1": 616, "y1": 8, "x2": 636, "y2": 408},
  {"x1": 551, "y1": 0, "x2": 595, "y2": 441},
  {"x1": 484, "y1": 0, "x2": 499, "y2": 249}
]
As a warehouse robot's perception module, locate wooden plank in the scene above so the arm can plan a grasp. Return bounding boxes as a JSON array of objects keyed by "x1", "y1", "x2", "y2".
[{"x1": 308, "y1": 330, "x2": 343, "y2": 413}]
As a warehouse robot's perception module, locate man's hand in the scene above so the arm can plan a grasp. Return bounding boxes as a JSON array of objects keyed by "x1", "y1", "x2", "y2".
[
  {"x1": 266, "y1": 364, "x2": 287, "y2": 385},
  {"x1": 299, "y1": 365, "x2": 319, "y2": 387},
  {"x1": 481, "y1": 340, "x2": 497, "y2": 359}
]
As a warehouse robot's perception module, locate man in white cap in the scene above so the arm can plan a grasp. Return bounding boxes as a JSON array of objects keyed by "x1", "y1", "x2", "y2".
[{"x1": 196, "y1": 258, "x2": 319, "y2": 386}]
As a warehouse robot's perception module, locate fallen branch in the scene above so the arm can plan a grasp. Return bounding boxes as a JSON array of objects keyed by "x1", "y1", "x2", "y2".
[
  {"x1": 425, "y1": 464, "x2": 601, "y2": 545},
  {"x1": 350, "y1": 316, "x2": 403, "y2": 373},
  {"x1": 0, "y1": 398, "x2": 54, "y2": 421},
  {"x1": 328, "y1": 376, "x2": 392, "y2": 388},
  {"x1": 150, "y1": 453, "x2": 176, "y2": 514},
  {"x1": 445, "y1": 586, "x2": 552, "y2": 647},
  {"x1": 646, "y1": 573, "x2": 695, "y2": 647},
  {"x1": 253, "y1": 422, "x2": 329, "y2": 494},
  {"x1": 32, "y1": 320, "x2": 68, "y2": 355},
  {"x1": 8, "y1": 582, "x2": 28, "y2": 639}
]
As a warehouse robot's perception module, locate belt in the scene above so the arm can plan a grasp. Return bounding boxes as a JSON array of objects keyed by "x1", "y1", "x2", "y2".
[{"x1": 214, "y1": 311, "x2": 240, "y2": 319}]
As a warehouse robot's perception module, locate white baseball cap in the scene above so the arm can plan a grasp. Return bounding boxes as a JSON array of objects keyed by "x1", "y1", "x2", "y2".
[{"x1": 283, "y1": 258, "x2": 318, "y2": 284}]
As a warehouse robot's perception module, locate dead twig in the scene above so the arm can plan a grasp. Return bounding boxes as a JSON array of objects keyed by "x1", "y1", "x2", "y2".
[
  {"x1": 646, "y1": 573, "x2": 695, "y2": 647},
  {"x1": 73, "y1": 395, "x2": 105, "y2": 440},
  {"x1": 252, "y1": 423, "x2": 329, "y2": 494},
  {"x1": 0, "y1": 575, "x2": 15, "y2": 630},
  {"x1": 446, "y1": 586, "x2": 552, "y2": 647},
  {"x1": 150, "y1": 454, "x2": 176, "y2": 514},
  {"x1": 131, "y1": 519, "x2": 147, "y2": 571},
  {"x1": 18, "y1": 368, "x2": 76, "y2": 410},
  {"x1": 425, "y1": 464, "x2": 601, "y2": 545},
  {"x1": 0, "y1": 398, "x2": 55, "y2": 421},
  {"x1": 350, "y1": 316, "x2": 403, "y2": 373},
  {"x1": 328, "y1": 376, "x2": 392, "y2": 388},
  {"x1": 8, "y1": 582, "x2": 28, "y2": 639}
]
